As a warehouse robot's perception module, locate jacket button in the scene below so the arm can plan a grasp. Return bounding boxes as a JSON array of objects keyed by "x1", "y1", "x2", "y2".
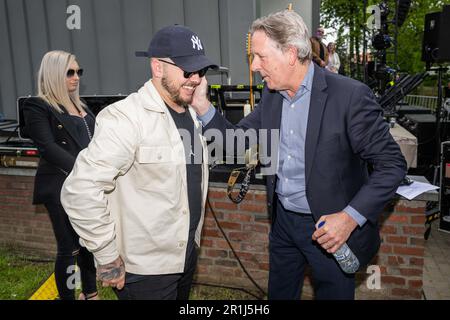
[
  {"x1": 57, "y1": 125, "x2": 63, "y2": 129},
  {"x1": 268, "y1": 202, "x2": 272, "y2": 207},
  {"x1": 177, "y1": 241, "x2": 185, "y2": 248}
]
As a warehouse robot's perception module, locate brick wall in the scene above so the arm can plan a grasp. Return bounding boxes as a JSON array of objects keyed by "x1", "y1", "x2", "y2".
[
  {"x1": 0, "y1": 172, "x2": 56, "y2": 257},
  {"x1": 0, "y1": 171, "x2": 430, "y2": 299},
  {"x1": 195, "y1": 186, "x2": 428, "y2": 300}
]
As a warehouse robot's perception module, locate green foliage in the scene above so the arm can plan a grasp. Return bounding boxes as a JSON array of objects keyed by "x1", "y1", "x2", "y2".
[{"x1": 320, "y1": 0, "x2": 450, "y2": 75}]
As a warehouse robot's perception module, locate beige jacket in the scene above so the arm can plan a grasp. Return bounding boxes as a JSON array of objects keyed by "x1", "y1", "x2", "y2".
[{"x1": 61, "y1": 80, "x2": 209, "y2": 275}]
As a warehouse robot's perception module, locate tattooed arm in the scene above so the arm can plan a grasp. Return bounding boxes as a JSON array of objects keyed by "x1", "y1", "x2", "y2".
[{"x1": 97, "y1": 256, "x2": 126, "y2": 290}]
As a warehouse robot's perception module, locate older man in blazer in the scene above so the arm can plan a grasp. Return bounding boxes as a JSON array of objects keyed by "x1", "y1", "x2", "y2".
[{"x1": 191, "y1": 10, "x2": 406, "y2": 299}]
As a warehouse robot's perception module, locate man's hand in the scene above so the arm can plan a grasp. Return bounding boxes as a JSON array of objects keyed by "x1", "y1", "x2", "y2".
[
  {"x1": 96, "y1": 256, "x2": 126, "y2": 290},
  {"x1": 191, "y1": 76, "x2": 211, "y2": 116},
  {"x1": 312, "y1": 211, "x2": 358, "y2": 254},
  {"x1": 320, "y1": 60, "x2": 326, "y2": 68}
]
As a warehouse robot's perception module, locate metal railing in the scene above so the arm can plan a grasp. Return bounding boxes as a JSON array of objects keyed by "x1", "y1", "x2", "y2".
[{"x1": 402, "y1": 95, "x2": 438, "y2": 112}]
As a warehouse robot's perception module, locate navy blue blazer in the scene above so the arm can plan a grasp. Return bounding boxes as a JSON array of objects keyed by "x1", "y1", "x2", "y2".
[
  {"x1": 22, "y1": 97, "x2": 95, "y2": 205},
  {"x1": 205, "y1": 64, "x2": 407, "y2": 267}
]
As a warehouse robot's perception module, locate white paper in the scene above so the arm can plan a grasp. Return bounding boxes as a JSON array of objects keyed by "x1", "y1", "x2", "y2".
[{"x1": 396, "y1": 180, "x2": 439, "y2": 200}]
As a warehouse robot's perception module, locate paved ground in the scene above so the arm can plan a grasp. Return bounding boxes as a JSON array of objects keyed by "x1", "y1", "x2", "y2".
[{"x1": 423, "y1": 221, "x2": 450, "y2": 300}]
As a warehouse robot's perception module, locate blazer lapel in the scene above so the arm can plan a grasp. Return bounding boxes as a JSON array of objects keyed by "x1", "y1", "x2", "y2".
[
  {"x1": 305, "y1": 64, "x2": 328, "y2": 185},
  {"x1": 51, "y1": 107, "x2": 83, "y2": 149}
]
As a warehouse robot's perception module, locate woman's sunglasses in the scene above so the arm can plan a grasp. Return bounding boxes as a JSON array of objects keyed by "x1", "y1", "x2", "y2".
[
  {"x1": 157, "y1": 59, "x2": 208, "y2": 78},
  {"x1": 66, "y1": 68, "x2": 84, "y2": 78}
]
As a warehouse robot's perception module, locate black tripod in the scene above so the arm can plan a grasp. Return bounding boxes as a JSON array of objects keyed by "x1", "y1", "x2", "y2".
[{"x1": 432, "y1": 65, "x2": 448, "y2": 186}]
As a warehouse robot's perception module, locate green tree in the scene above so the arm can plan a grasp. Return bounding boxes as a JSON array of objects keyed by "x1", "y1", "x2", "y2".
[{"x1": 321, "y1": 0, "x2": 450, "y2": 77}]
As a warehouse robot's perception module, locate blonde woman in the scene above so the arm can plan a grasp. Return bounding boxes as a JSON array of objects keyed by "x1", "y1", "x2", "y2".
[
  {"x1": 23, "y1": 50, "x2": 98, "y2": 300},
  {"x1": 326, "y1": 42, "x2": 341, "y2": 74}
]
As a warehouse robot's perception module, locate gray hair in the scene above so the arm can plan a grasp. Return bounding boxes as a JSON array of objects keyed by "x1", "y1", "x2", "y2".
[{"x1": 250, "y1": 10, "x2": 312, "y2": 63}]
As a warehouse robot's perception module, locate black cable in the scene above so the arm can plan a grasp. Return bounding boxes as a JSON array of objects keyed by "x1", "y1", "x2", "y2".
[
  {"x1": 191, "y1": 282, "x2": 262, "y2": 300},
  {"x1": 206, "y1": 197, "x2": 267, "y2": 299}
]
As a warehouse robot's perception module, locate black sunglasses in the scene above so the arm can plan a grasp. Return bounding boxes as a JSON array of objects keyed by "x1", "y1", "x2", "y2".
[
  {"x1": 66, "y1": 68, "x2": 84, "y2": 78},
  {"x1": 157, "y1": 59, "x2": 208, "y2": 78}
]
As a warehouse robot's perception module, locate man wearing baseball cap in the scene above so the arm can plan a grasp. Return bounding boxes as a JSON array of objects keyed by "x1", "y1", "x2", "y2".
[{"x1": 61, "y1": 25, "x2": 217, "y2": 300}]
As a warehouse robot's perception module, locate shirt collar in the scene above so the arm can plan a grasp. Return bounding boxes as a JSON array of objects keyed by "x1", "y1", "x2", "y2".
[{"x1": 279, "y1": 61, "x2": 314, "y2": 101}]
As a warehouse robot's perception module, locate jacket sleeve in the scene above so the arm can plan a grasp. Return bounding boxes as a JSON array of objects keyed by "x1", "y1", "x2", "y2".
[
  {"x1": 204, "y1": 94, "x2": 263, "y2": 159},
  {"x1": 60, "y1": 104, "x2": 139, "y2": 266},
  {"x1": 346, "y1": 84, "x2": 407, "y2": 224},
  {"x1": 22, "y1": 98, "x2": 76, "y2": 173}
]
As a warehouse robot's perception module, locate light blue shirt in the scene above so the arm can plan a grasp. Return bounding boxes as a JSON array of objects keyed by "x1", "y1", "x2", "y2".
[{"x1": 198, "y1": 63, "x2": 366, "y2": 227}]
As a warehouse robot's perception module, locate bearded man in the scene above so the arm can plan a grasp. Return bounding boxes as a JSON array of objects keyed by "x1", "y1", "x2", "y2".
[{"x1": 61, "y1": 25, "x2": 217, "y2": 300}]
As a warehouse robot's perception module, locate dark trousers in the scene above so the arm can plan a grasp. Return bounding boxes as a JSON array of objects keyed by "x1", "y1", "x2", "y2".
[
  {"x1": 114, "y1": 245, "x2": 198, "y2": 300},
  {"x1": 268, "y1": 200, "x2": 355, "y2": 300},
  {"x1": 44, "y1": 202, "x2": 97, "y2": 300}
]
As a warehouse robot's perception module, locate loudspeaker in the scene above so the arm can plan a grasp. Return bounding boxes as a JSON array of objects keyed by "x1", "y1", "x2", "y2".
[
  {"x1": 399, "y1": 114, "x2": 450, "y2": 167},
  {"x1": 422, "y1": 6, "x2": 450, "y2": 63}
]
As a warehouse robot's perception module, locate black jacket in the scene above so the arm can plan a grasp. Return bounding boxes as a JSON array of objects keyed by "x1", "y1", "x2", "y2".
[
  {"x1": 205, "y1": 64, "x2": 407, "y2": 268},
  {"x1": 22, "y1": 97, "x2": 95, "y2": 204}
]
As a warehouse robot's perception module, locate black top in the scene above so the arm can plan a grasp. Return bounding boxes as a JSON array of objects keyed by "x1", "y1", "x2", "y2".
[
  {"x1": 125, "y1": 106, "x2": 203, "y2": 283},
  {"x1": 166, "y1": 106, "x2": 203, "y2": 256},
  {"x1": 69, "y1": 113, "x2": 95, "y2": 148}
]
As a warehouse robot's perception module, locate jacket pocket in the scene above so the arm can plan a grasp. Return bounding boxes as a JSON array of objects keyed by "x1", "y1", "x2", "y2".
[{"x1": 137, "y1": 146, "x2": 172, "y2": 163}]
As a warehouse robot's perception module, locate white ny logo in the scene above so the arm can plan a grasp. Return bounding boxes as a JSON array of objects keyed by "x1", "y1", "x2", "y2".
[{"x1": 191, "y1": 36, "x2": 203, "y2": 51}]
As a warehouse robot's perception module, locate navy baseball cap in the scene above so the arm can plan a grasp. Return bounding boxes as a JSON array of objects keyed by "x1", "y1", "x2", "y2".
[{"x1": 135, "y1": 25, "x2": 218, "y2": 72}]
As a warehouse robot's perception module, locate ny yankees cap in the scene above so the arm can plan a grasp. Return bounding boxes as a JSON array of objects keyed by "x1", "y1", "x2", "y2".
[{"x1": 135, "y1": 24, "x2": 218, "y2": 72}]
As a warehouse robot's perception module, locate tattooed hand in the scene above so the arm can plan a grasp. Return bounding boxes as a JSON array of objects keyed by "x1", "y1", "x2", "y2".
[{"x1": 97, "y1": 256, "x2": 126, "y2": 290}]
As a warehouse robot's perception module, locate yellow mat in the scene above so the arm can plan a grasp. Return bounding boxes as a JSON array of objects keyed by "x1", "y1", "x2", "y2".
[{"x1": 29, "y1": 273, "x2": 58, "y2": 300}]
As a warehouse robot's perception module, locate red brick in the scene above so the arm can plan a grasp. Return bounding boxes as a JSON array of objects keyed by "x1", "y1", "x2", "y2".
[
  {"x1": 202, "y1": 229, "x2": 221, "y2": 238},
  {"x1": 214, "y1": 259, "x2": 238, "y2": 267},
  {"x1": 208, "y1": 190, "x2": 227, "y2": 199},
  {"x1": 254, "y1": 194, "x2": 267, "y2": 201},
  {"x1": 386, "y1": 236, "x2": 408, "y2": 244},
  {"x1": 227, "y1": 213, "x2": 252, "y2": 222},
  {"x1": 214, "y1": 239, "x2": 235, "y2": 250},
  {"x1": 410, "y1": 237, "x2": 425, "y2": 247},
  {"x1": 200, "y1": 239, "x2": 213, "y2": 247},
  {"x1": 391, "y1": 288, "x2": 422, "y2": 299},
  {"x1": 243, "y1": 224, "x2": 269, "y2": 233},
  {"x1": 240, "y1": 243, "x2": 267, "y2": 252},
  {"x1": 381, "y1": 275, "x2": 406, "y2": 285},
  {"x1": 399, "y1": 268, "x2": 422, "y2": 277},
  {"x1": 228, "y1": 231, "x2": 252, "y2": 241},
  {"x1": 386, "y1": 215, "x2": 409, "y2": 223},
  {"x1": 409, "y1": 280, "x2": 423, "y2": 289},
  {"x1": 214, "y1": 201, "x2": 238, "y2": 210},
  {"x1": 259, "y1": 263, "x2": 270, "y2": 271},
  {"x1": 387, "y1": 255, "x2": 405, "y2": 266},
  {"x1": 393, "y1": 246, "x2": 424, "y2": 256},
  {"x1": 205, "y1": 249, "x2": 228, "y2": 258},
  {"x1": 402, "y1": 226, "x2": 424, "y2": 236},
  {"x1": 380, "y1": 225, "x2": 397, "y2": 234},
  {"x1": 218, "y1": 221, "x2": 242, "y2": 230},
  {"x1": 410, "y1": 215, "x2": 426, "y2": 225},
  {"x1": 380, "y1": 244, "x2": 393, "y2": 254},
  {"x1": 395, "y1": 204, "x2": 425, "y2": 214},
  {"x1": 409, "y1": 257, "x2": 424, "y2": 266},
  {"x1": 240, "y1": 203, "x2": 267, "y2": 213}
]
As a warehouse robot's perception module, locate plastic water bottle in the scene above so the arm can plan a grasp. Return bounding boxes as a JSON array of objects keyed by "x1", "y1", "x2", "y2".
[{"x1": 317, "y1": 221, "x2": 360, "y2": 274}]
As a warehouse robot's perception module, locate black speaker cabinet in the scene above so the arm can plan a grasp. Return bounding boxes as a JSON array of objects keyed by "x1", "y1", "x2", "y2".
[
  {"x1": 422, "y1": 6, "x2": 450, "y2": 63},
  {"x1": 399, "y1": 114, "x2": 450, "y2": 168}
]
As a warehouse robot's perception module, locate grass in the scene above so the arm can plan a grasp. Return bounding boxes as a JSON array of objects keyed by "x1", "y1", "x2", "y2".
[{"x1": 0, "y1": 246, "x2": 259, "y2": 300}]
